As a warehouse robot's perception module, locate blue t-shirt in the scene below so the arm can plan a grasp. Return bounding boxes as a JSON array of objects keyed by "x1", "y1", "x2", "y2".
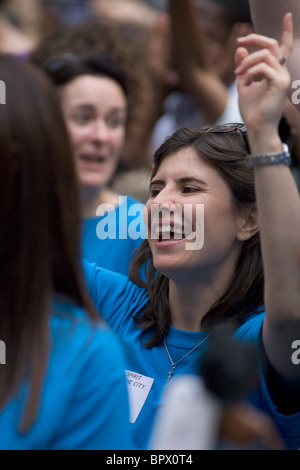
[
  {"x1": 0, "y1": 299, "x2": 132, "y2": 450},
  {"x1": 81, "y1": 195, "x2": 146, "y2": 275},
  {"x1": 83, "y1": 261, "x2": 300, "y2": 450}
]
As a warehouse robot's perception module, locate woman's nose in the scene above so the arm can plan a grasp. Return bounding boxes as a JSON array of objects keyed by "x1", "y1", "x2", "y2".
[
  {"x1": 150, "y1": 192, "x2": 182, "y2": 223},
  {"x1": 89, "y1": 120, "x2": 110, "y2": 143},
  {"x1": 152, "y1": 188, "x2": 177, "y2": 208}
]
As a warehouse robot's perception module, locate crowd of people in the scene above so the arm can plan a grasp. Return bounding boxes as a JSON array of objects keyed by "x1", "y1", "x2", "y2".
[{"x1": 0, "y1": 0, "x2": 300, "y2": 451}]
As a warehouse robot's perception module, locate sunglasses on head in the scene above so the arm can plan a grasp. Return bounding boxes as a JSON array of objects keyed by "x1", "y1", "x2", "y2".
[{"x1": 202, "y1": 123, "x2": 250, "y2": 154}]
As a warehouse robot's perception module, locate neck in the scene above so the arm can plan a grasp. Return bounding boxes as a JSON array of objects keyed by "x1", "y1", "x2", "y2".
[
  {"x1": 168, "y1": 269, "x2": 235, "y2": 332},
  {"x1": 80, "y1": 186, "x2": 120, "y2": 218},
  {"x1": 168, "y1": 281, "x2": 209, "y2": 332},
  {"x1": 167, "y1": 242, "x2": 243, "y2": 331}
]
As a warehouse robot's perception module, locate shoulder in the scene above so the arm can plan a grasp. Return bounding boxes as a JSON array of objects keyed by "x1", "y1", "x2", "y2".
[
  {"x1": 234, "y1": 311, "x2": 265, "y2": 345},
  {"x1": 81, "y1": 260, "x2": 149, "y2": 320},
  {"x1": 82, "y1": 259, "x2": 144, "y2": 295},
  {"x1": 47, "y1": 301, "x2": 131, "y2": 449},
  {"x1": 50, "y1": 299, "x2": 128, "y2": 389},
  {"x1": 51, "y1": 300, "x2": 118, "y2": 352}
]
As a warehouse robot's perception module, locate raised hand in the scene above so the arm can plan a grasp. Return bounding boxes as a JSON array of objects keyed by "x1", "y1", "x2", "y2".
[{"x1": 235, "y1": 13, "x2": 293, "y2": 136}]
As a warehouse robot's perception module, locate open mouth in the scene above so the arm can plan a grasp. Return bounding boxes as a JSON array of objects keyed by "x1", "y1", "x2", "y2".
[
  {"x1": 80, "y1": 154, "x2": 106, "y2": 164},
  {"x1": 155, "y1": 224, "x2": 186, "y2": 242},
  {"x1": 149, "y1": 205, "x2": 204, "y2": 251},
  {"x1": 151, "y1": 218, "x2": 195, "y2": 244}
]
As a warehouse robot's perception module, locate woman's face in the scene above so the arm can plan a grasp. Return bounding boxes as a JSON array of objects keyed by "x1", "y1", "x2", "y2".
[
  {"x1": 60, "y1": 74, "x2": 127, "y2": 189},
  {"x1": 145, "y1": 147, "x2": 247, "y2": 282}
]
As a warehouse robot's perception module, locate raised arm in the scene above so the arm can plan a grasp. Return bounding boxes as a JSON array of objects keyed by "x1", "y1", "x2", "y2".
[
  {"x1": 249, "y1": 0, "x2": 300, "y2": 111},
  {"x1": 168, "y1": 0, "x2": 228, "y2": 124},
  {"x1": 235, "y1": 13, "x2": 300, "y2": 381}
]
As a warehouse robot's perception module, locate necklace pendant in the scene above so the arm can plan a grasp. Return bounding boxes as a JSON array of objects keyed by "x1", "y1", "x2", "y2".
[
  {"x1": 167, "y1": 365, "x2": 175, "y2": 382},
  {"x1": 163, "y1": 334, "x2": 210, "y2": 384}
]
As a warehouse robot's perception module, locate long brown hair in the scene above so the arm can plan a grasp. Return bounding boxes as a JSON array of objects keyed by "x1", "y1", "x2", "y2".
[
  {"x1": 129, "y1": 126, "x2": 264, "y2": 347},
  {"x1": 0, "y1": 55, "x2": 99, "y2": 431}
]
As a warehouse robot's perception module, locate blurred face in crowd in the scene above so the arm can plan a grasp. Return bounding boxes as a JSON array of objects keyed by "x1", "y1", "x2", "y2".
[
  {"x1": 60, "y1": 74, "x2": 127, "y2": 189},
  {"x1": 193, "y1": 0, "x2": 230, "y2": 64}
]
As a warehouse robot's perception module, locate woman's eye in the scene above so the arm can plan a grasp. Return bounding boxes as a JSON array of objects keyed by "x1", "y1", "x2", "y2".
[
  {"x1": 72, "y1": 114, "x2": 91, "y2": 125},
  {"x1": 183, "y1": 186, "x2": 199, "y2": 193},
  {"x1": 149, "y1": 188, "x2": 161, "y2": 197},
  {"x1": 107, "y1": 116, "x2": 126, "y2": 128}
]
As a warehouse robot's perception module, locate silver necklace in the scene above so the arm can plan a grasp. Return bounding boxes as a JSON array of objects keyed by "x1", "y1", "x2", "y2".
[{"x1": 163, "y1": 334, "x2": 210, "y2": 382}]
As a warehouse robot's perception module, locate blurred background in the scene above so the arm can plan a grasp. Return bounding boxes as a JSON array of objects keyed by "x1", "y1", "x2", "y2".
[{"x1": 1, "y1": 0, "x2": 299, "y2": 201}]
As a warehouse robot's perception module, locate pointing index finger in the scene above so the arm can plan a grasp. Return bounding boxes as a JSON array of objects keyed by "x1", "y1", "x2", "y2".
[
  {"x1": 280, "y1": 13, "x2": 294, "y2": 62},
  {"x1": 236, "y1": 13, "x2": 294, "y2": 64}
]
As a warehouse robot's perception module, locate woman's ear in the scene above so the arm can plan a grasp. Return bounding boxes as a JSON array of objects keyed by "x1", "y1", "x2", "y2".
[{"x1": 237, "y1": 206, "x2": 259, "y2": 241}]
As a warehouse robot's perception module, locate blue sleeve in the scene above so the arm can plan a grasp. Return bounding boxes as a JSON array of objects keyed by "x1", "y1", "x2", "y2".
[
  {"x1": 235, "y1": 312, "x2": 300, "y2": 450},
  {"x1": 82, "y1": 259, "x2": 149, "y2": 331},
  {"x1": 234, "y1": 312, "x2": 265, "y2": 344},
  {"x1": 52, "y1": 324, "x2": 133, "y2": 450}
]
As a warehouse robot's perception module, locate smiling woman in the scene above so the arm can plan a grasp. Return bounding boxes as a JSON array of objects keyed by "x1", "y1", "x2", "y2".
[
  {"x1": 34, "y1": 51, "x2": 145, "y2": 274},
  {"x1": 81, "y1": 15, "x2": 300, "y2": 450},
  {"x1": 24, "y1": 12, "x2": 300, "y2": 451},
  {"x1": 133, "y1": 126, "x2": 261, "y2": 343},
  {"x1": 146, "y1": 145, "x2": 249, "y2": 265},
  {"x1": 60, "y1": 74, "x2": 127, "y2": 190}
]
